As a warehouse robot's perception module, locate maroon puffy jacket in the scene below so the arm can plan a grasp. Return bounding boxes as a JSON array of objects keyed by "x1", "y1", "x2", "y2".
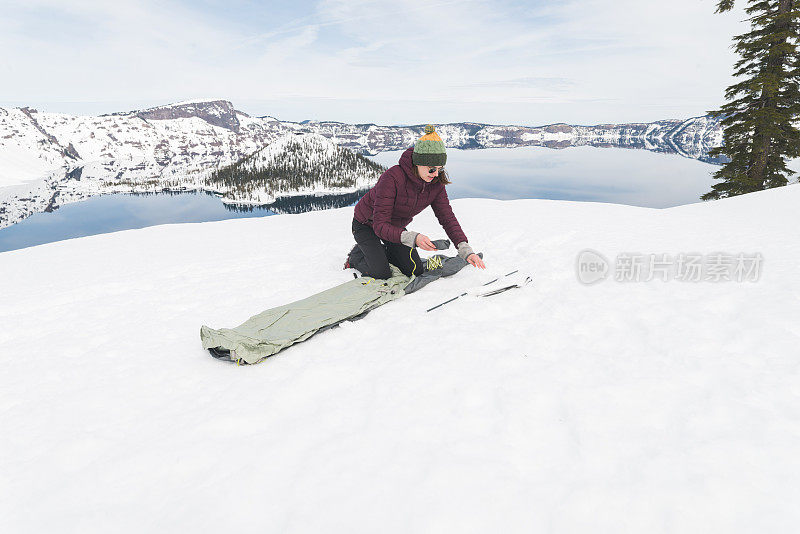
[{"x1": 353, "y1": 147, "x2": 468, "y2": 246}]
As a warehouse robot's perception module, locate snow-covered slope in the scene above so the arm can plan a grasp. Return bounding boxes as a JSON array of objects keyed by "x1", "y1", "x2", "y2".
[
  {"x1": 1, "y1": 185, "x2": 798, "y2": 532},
  {"x1": 0, "y1": 107, "x2": 78, "y2": 188}
]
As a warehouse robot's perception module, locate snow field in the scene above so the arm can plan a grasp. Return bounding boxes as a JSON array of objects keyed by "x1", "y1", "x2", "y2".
[{"x1": 1, "y1": 187, "x2": 800, "y2": 533}]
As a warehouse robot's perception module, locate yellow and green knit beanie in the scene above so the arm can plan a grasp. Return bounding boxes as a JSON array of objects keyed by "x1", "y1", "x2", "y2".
[{"x1": 412, "y1": 124, "x2": 447, "y2": 167}]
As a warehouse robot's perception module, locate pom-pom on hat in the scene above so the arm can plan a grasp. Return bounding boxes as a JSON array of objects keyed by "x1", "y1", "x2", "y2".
[{"x1": 412, "y1": 124, "x2": 447, "y2": 167}]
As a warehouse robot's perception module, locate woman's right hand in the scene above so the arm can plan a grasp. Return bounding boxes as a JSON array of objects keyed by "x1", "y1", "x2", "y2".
[{"x1": 415, "y1": 233, "x2": 437, "y2": 251}]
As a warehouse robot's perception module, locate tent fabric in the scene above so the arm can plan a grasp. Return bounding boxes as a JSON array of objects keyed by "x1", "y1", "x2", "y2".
[
  {"x1": 201, "y1": 264, "x2": 409, "y2": 365},
  {"x1": 403, "y1": 253, "x2": 480, "y2": 293},
  {"x1": 200, "y1": 253, "x2": 478, "y2": 365}
]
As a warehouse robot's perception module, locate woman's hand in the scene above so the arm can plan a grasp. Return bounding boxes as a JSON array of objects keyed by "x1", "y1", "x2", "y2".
[
  {"x1": 415, "y1": 233, "x2": 437, "y2": 251},
  {"x1": 467, "y1": 254, "x2": 486, "y2": 269}
]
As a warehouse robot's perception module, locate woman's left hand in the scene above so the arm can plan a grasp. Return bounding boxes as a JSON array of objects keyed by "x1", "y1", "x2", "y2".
[{"x1": 467, "y1": 254, "x2": 486, "y2": 269}]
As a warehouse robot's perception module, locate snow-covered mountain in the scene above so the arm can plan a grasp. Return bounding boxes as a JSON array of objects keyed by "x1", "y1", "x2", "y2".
[
  {"x1": 0, "y1": 99, "x2": 724, "y2": 229},
  {"x1": 0, "y1": 100, "x2": 297, "y2": 229},
  {"x1": 301, "y1": 115, "x2": 724, "y2": 163},
  {"x1": 207, "y1": 133, "x2": 385, "y2": 206},
  {"x1": 1, "y1": 184, "x2": 798, "y2": 532}
]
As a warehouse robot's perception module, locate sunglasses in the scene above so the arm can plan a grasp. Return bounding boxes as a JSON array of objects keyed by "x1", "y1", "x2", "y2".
[{"x1": 426, "y1": 166, "x2": 445, "y2": 174}]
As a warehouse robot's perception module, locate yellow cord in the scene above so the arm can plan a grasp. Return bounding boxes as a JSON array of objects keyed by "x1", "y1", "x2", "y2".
[
  {"x1": 426, "y1": 255, "x2": 443, "y2": 270},
  {"x1": 410, "y1": 248, "x2": 443, "y2": 276}
]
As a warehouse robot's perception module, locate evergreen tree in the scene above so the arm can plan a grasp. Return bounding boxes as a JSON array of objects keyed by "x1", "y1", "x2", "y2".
[{"x1": 703, "y1": 0, "x2": 800, "y2": 200}]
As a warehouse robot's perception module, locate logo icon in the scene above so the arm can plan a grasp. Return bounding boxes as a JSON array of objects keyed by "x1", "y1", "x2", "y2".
[{"x1": 576, "y1": 249, "x2": 609, "y2": 285}]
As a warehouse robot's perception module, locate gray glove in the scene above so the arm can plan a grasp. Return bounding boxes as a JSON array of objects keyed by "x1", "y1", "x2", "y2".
[
  {"x1": 456, "y1": 241, "x2": 475, "y2": 261},
  {"x1": 400, "y1": 231, "x2": 451, "y2": 251},
  {"x1": 400, "y1": 230, "x2": 418, "y2": 248}
]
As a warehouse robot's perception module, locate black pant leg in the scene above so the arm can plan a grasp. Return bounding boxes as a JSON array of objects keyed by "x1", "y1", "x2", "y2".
[
  {"x1": 384, "y1": 241, "x2": 424, "y2": 277},
  {"x1": 352, "y1": 218, "x2": 392, "y2": 279}
]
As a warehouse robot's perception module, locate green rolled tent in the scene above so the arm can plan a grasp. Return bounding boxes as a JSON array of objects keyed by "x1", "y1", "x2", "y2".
[{"x1": 200, "y1": 253, "x2": 478, "y2": 365}]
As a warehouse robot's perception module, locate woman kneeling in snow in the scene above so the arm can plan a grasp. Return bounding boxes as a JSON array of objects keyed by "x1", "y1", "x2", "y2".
[{"x1": 349, "y1": 125, "x2": 485, "y2": 279}]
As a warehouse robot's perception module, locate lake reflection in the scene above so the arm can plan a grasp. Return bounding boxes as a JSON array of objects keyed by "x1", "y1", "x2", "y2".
[
  {"x1": 0, "y1": 191, "x2": 280, "y2": 253},
  {"x1": 370, "y1": 146, "x2": 719, "y2": 209},
  {"x1": 1, "y1": 146, "x2": 721, "y2": 253}
]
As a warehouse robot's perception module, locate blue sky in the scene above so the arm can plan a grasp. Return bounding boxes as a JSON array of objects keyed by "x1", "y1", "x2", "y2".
[{"x1": 0, "y1": 0, "x2": 748, "y2": 125}]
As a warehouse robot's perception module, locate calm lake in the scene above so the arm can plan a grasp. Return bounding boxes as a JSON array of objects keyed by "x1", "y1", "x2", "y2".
[{"x1": 0, "y1": 146, "x2": 719, "y2": 253}]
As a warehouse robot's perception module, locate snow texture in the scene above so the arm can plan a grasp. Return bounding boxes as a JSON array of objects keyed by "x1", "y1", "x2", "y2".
[{"x1": 1, "y1": 185, "x2": 799, "y2": 533}]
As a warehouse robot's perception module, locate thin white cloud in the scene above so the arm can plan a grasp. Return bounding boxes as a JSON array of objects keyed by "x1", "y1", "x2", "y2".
[
  {"x1": 0, "y1": 0, "x2": 751, "y2": 124},
  {"x1": 230, "y1": 0, "x2": 463, "y2": 51},
  {"x1": 456, "y1": 77, "x2": 575, "y2": 92}
]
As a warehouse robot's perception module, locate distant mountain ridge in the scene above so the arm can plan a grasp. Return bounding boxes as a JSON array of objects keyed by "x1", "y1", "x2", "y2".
[
  {"x1": 0, "y1": 99, "x2": 724, "y2": 229},
  {"x1": 298, "y1": 115, "x2": 724, "y2": 164},
  {"x1": 108, "y1": 99, "x2": 244, "y2": 133}
]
